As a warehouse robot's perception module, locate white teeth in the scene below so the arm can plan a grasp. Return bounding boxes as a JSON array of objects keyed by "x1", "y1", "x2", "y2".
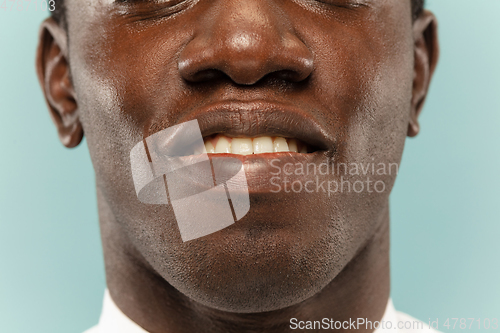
[
  {"x1": 253, "y1": 136, "x2": 274, "y2": 154},
  {"x1": 288, "y1": 139, "x2": 298, "y2": 153},
  {"x1": 273, "y1": 137, "x2": 289, "y2": 152},
  {"x1": 204, "y1": 135, "x2": 309, "y2": 155},
  {"x1": 231, "y1": 138, "x2": 253, "y2": 155},
  {"x1": 204, "y1": 141, "x2": 215, "y2": 154},
  {"x1": 214, "y1": 136, "x2": 231, "y2": 153}
]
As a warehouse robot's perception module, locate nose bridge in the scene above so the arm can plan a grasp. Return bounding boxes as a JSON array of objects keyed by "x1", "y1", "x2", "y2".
[{"x1": 178, "y1": 0, "x2": 314, "y2": 85}]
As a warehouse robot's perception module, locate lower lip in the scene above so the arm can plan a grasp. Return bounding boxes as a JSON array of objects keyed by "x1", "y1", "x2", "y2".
[
  {"x1": 159, "y1": 151, "x2": 329, "y2": 198},
  {"x1": 206, "y1": 151, "x2": 328, "y2": 194}
]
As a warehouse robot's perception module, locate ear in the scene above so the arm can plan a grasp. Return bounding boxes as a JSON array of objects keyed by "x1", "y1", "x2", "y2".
[
  {"x1": 36, "y1": 18, "x2": 83, "y2": 148},
  {"x1": 408, "y1": 10, "x2": 440, "y2": 137}
]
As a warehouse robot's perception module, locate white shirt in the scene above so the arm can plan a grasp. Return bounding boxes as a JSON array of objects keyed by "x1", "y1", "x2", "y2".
[{"x1": 84, "y1": 290, "x2": 440, "y2": 333}]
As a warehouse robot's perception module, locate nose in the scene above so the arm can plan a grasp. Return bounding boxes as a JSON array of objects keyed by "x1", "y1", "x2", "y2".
[{"x1": 178, "y1": 1, "x2": 314, "y2": 85}]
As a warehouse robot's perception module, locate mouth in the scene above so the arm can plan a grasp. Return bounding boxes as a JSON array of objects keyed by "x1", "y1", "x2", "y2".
[
  {"x1": 141, "y1": 101, "x2": 335, "y2": 194},
  {"x1": 176, "y1": 100, "x2": 334, "y2": 157}
]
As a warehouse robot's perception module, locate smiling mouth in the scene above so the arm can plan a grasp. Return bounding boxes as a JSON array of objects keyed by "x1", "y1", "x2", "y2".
[
  {"x1": 165, "y1": 100, "x2": 334, "y2": 158},
  {"x1": 200, "y1": 134, "x2": 314, "y2": 155}
]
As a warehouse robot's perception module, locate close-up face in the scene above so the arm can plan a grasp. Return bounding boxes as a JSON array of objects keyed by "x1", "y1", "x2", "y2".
[{"x1": 41, "y1": 0, "x2": 433, "y2": 314}]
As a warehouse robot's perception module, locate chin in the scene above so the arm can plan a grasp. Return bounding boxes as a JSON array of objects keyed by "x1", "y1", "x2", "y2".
[
  {"x1": 128, "y1": 188, "x2": 375, "y2": 313},
  {"x1": 147, "y1": 219, "x2": 351, "y2": 313}
]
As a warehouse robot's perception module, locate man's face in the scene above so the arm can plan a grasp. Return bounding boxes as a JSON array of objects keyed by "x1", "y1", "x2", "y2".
[{"x1": 65, "y1": 0, "x2": 415, "y2": 312}]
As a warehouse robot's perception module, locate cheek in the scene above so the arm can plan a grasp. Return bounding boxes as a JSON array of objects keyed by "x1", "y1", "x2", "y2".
[
  {"x1": 67, "y1": 17, "x2": 210, "y2": 259},
  {"x1": 296, "y1": 10, "x2": 414, "y2": 241},
  {"x1": 68, "y1": 15, "x2": 193, "y2": 203},
  {"x1": 303, "y1": 9, "x2": 414, "y2": 162}
]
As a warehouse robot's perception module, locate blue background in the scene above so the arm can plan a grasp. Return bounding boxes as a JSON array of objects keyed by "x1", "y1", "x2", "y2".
[{"x1": 1, "y1": 0, "x2": 499, "y2": 332}]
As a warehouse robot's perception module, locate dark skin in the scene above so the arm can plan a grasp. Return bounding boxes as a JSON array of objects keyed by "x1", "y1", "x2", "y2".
[{"x1": 36, "y1": 0, "x2": 439, "y2": 332}]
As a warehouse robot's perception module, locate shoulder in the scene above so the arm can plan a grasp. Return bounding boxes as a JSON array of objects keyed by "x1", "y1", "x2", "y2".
[{"x1": 395, "y1": 311, "x2": 441, "y2": 333}]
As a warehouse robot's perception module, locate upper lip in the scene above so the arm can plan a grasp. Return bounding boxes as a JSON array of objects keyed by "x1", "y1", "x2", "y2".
[{"x1": 176, "y1": 100, "x2": 335, "y2": 151}]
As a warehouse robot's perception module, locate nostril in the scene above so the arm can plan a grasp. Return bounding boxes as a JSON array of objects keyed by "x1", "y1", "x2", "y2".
[
  {"x1": 272, "y1": 69, "x2": 309, "y2": 83},
  {"x1": 190, "y1": 69, "x2": 224, "y2": 83}
]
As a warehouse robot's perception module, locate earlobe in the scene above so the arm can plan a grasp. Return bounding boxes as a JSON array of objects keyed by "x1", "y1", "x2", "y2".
[
  {"x1": 36, "y1": 18, "x2": 83, "y2": 148},
  {"x1": 408, "y1": 10, "x2": 440, "y2": 138}
]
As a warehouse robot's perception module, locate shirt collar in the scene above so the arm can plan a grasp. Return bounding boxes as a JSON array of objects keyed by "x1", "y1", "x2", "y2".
[
  {"x1": 96, "y1": 289, "x2": 148, "y2": 333},
  {"x1": 96, "y1": 289, "x2": 399, "y2": 333},
  {"x1": 374, "y1": 299, "x2": 399, "y2": 333}
]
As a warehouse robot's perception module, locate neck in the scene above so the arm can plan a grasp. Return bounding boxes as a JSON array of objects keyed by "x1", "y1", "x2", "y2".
[{"x1": 98, "y1": 190, "x2": 390, "y2": 333}]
